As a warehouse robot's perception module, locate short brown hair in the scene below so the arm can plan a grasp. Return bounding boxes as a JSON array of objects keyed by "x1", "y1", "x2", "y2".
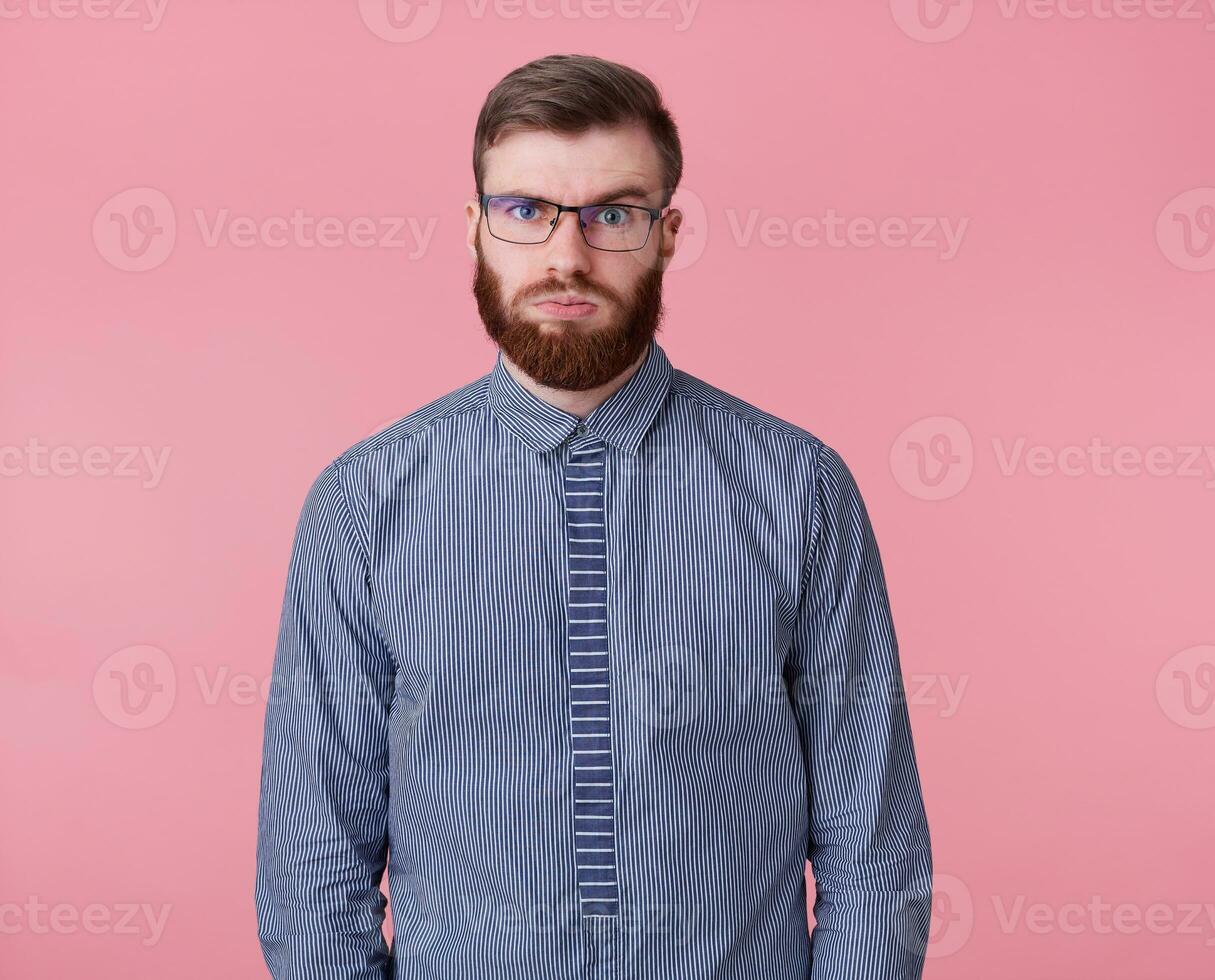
[{"x1": 473, "y1": 54, "x2": 683, "y2": 207}]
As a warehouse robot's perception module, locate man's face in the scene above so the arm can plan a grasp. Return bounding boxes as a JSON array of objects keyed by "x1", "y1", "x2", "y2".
[{"x1": 466, "y1": 123, "x2": 682, "y2": 391}]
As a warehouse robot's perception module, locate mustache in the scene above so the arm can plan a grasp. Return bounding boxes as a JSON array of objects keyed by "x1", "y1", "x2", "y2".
[{"x1": 517, "y1": 279, "x2": 617, "y2": 306}]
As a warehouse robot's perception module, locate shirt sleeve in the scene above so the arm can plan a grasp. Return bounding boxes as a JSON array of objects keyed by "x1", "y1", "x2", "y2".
[
  {"x1": 786, "y1": 441, "x2": 934, "y2": 980},
  {"x1": 254, "y1": 460, "x2": 396, "y2": 979}
]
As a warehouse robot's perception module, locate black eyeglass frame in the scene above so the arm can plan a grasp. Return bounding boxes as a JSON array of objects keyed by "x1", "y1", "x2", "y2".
[{"x1": 477, "y1": 192, "x2": 671, "y2": 252}]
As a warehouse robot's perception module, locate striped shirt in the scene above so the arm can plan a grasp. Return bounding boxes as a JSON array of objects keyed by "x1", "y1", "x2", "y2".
[{"x1": 254, "y1": 338, "x2": 933, "y2": 979}]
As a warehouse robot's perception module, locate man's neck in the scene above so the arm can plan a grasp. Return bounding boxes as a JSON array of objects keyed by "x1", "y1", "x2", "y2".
[{"x1": 501, "y1": 346, "x2": 648, "y2": 421}]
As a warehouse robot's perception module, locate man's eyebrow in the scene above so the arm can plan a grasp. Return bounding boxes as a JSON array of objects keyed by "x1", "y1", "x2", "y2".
[
  {"x1": 587, "y1": 184, "x2": 654, "y2": 204},
  {"x1": 493, "y1": 184, "x2": 656, "y2": 205}
]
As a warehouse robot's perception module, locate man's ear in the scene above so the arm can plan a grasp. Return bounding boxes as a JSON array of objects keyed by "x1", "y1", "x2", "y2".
[
  {"x1": 465, "y1": 198, "x2": 481, "y2": 260},
  {"x1": 658, "y1": 207, "x2": 683, "y2": 265}
]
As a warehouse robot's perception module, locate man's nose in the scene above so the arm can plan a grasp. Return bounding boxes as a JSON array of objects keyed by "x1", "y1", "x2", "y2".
[{"x1": 543, "y1": 209, "x2": 593, "y2": 277}]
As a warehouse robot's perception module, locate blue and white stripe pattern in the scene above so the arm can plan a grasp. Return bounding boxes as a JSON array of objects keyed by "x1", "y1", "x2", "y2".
[
  {"x1": 564, "y1": 432, "x2": 621, "y2": 917},
  {"x1": 255, "y1": 338, "x2": 933, "y2": 979}
]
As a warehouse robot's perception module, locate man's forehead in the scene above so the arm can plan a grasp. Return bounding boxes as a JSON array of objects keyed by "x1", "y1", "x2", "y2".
[{"x1": 481, "y1": 125, "x2": 663, "y2": 200}]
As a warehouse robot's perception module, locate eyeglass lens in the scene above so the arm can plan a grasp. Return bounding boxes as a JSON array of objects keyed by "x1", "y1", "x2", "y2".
[{"x1": 485, "y1": 197, "x2": 651, "y2": 251}]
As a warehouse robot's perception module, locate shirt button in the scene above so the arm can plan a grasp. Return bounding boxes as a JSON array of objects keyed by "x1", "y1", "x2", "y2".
[{"x1": 574, "y1": 424, "x2": 587, "y2": 435}]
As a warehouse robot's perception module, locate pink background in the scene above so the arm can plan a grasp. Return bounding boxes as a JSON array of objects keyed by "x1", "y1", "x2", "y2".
[{"x1": 3, "y1": 2, "x2": 1214, "y2": 978}]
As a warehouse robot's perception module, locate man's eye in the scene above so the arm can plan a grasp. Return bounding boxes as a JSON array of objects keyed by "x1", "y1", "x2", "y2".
[{"x1": 593, "y1": 207, "x2": 631, "y2": 226}]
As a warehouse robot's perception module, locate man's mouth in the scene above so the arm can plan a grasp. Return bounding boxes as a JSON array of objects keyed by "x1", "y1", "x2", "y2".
[{"x1": 534, "y1": 295, "x2": 600, "y2": 320}]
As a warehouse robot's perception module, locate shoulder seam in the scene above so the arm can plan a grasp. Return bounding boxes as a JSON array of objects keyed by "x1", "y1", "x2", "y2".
[
  {"x1": 333, "y1": 400, "x2": 487, "y2": 469},
  {"x1": 802, "y1": 439, "x2": 828, "y2": 590},
  {"x1": 328, "y1": 459, "x2": 370, "y2": 565},
  {"x1": 668, "y1": 376, "x2": 823, "y2": 452}
]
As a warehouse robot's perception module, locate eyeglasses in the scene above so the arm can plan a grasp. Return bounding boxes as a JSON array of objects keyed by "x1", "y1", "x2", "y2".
[{"x1": 478, "y1": 192, "x2": 670, "y2": 252}]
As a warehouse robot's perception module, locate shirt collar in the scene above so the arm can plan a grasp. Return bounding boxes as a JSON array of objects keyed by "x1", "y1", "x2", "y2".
[{"x1": 486, "y1": 338, "x2": 673, "y2": 456}]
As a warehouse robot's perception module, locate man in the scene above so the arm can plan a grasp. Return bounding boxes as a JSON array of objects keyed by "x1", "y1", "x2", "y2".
[{"x1": 255, "y1": 53, "x2": 932, "y2": 979}]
